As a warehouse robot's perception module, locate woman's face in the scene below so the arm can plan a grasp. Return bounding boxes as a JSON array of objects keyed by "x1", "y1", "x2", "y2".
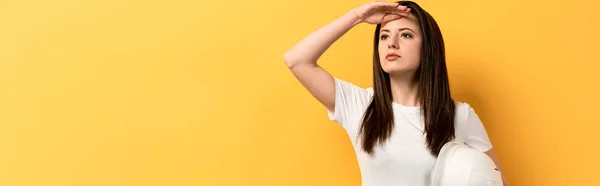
[{"x1": 378, "y1": 14, "x2": 422, "y2": 76}]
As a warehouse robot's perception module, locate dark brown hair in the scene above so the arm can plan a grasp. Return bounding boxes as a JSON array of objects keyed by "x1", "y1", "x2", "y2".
[{"x1": 359, "y1": 0, "x2": 455, "y2": 156}]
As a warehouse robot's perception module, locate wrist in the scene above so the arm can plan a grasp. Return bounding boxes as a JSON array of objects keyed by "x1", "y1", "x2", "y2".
[{"x1": 345, "y1": 9, "x2": 363, "y2": 26}]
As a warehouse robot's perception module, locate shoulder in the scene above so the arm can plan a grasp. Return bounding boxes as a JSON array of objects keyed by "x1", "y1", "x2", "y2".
[
  {"x1": 327, "y1": 78, "x2": 375, "y2": 129},
  {"x1": 453, "y1": 100, "x2": 480, "y2": 125},
  {"x1": 453, "y1": 100, "x2": 471, "y2": 108},
  {"x1": 366, "y1": 87, "x2": 374, "y2": 97},
  {"x1": 332, "y1": 77, "x2": 375, "y2": 99},
  {"x1": 452, "y1": 100, "x2": 474, "y2": 139},
  {"x1": 453, "y1": 100, "x2": 475, "y2": 114}
]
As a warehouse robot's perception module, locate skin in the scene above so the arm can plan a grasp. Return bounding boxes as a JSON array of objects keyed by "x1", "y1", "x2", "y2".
[
  {"x1": 378, "y1": 12, "x2": 509, "y2": 185},
  {"x1": 284, "y1": 1, "x2": 508, "y2": 185},
  {"x1": 378, "y1": 15, "x2": 422, "y2": 108}
]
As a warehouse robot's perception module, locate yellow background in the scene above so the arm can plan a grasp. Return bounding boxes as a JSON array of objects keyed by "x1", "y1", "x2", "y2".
[{"x1": 1, "y1": 0, "x2": 598, "y2": 185}]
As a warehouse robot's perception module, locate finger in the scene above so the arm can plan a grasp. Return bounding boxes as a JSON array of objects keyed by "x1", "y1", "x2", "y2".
[
  {"x1": 399, "y1": 7, "x2": 411, "y2": 14},
  {"x1": 382, "y1": 7, "x2": 397, "y2": 15},
  {"x1": 381, "y1": 6, "x2": 404, "y2": 13},
  {"x1": 381, "y1": 14, "x2": 403, "y2": 23},
  {"x1": 391, "y1": 7, "x2": 410, "y2": 16},
  {"x1": 396, "y1": 5, "x2": 409, "y2": 11},
  {"x1": 374, "y1": 2, "x2": 402, "y2": 9},
  {"x1": 382, "y1": 5, "x2": 409, "y2": 12},
  {"x1": 384, "y1": 7, "x2": 409, "y2": 16}
]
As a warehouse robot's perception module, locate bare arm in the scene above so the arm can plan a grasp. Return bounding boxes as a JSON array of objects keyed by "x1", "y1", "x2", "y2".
[
  {"x1": 283, "y1": 2, "x2": 409, "y2": 112},
  {"x1": 485, "y1": 149, "x2": 509, "y2": 185},
  {"x1": 283, "y1": 12, "x2": 360, "y2": 112}
]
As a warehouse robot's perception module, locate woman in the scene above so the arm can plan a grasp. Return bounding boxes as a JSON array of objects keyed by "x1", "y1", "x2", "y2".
[{"x1": 283, "y1": 1, "x2": 508, "y2": 185}]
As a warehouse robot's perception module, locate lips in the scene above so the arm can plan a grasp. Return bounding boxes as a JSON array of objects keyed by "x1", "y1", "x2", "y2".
[{"x1": 386, "y1": 53, "x2": 401, "y2": 61}]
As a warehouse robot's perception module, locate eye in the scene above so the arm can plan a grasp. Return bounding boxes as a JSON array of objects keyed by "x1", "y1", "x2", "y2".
[
  {"x1": 380, "y1": 34, "x2": 389, "y2": 40},
  {"x1": 401, "y1": 33, "x2": 413, "y2": 38}
]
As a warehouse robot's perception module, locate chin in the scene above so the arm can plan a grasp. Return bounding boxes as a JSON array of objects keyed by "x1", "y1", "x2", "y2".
[
  {"x1": 384, "y1": 69, "x2": 415, "y2": 76},
  {"x1": 381, "y1": 62, "x2": 417, "y2": 75}
]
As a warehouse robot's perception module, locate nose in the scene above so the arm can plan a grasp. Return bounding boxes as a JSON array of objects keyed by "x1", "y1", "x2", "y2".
[{"x1": 388, "y1": 34, "x2": 400, "y2": 49}]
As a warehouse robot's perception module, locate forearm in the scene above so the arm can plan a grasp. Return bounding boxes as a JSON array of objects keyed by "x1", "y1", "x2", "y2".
[{"x1": 283, "y1": 11, "x2": 361, "y2": 68}]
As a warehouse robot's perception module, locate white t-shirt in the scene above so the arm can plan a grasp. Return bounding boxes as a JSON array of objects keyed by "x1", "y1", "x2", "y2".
[{"x1": 326, "y1": 77, "x2": 493, "y2": 186}]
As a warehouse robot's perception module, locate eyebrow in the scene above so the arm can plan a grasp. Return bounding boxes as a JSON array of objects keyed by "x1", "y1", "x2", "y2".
[{"x1": 381, "y1": 28, "x2": 415, "y2": 33}]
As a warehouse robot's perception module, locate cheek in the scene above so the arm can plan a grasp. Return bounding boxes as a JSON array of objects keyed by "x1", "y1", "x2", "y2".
[
  {"x1": 403, "y1": 42, "x2": 421, "y2": 60},
  {"x1": 378, "y1": 46, "x2": 387, "y2": 60}
]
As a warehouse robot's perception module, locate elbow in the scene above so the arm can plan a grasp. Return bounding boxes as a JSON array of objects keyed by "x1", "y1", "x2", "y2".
[
  {"x1": 283, "y1": 52, "x2": 316, "y2": 70},
  {"x1": 283, "y1": 52, "x2": 297, "y2": 69}
]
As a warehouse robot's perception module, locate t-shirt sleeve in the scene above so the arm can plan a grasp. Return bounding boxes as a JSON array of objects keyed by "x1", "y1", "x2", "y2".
[
  {"x1": 326, "y1": 77, "x2": 372, "y2": 127},
  {"x1": 464, "y1": 105, "x2": 494, "y2": 152}
]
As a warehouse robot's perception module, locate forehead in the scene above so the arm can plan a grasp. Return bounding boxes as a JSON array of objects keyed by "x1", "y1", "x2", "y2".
[{"x1": 381, "y1": 15, "x2": 420, "y2": 32}]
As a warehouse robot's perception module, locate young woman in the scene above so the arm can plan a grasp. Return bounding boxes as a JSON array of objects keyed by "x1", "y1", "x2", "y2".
[{"x1": 283, "y1": 1, "x2": 508, "y2": 185}]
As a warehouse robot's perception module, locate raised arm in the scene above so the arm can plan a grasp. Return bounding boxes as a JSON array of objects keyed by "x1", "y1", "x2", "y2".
[{"x1": 283, "y1": 2, "x2": 410, "y2": 112}]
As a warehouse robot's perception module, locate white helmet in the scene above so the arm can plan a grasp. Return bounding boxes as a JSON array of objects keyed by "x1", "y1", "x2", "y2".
[{"x1": 430, "y1": 142, "x2": 503, "y2": 186}]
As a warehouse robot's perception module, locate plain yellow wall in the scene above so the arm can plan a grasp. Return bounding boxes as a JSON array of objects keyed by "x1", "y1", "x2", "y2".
[{"x1": 1, "y1": 0, "x2": 599, "y2": 185}]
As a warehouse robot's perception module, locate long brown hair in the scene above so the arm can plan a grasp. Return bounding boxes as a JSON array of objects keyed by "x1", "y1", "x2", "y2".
[{"x1": 359, "y1": 0, "x2": 455, "y2": 156}]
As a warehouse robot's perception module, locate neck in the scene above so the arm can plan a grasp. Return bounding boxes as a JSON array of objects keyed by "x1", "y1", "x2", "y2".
[{"x1": 389, "y1": 73, "x2": 420, "y2": 107}]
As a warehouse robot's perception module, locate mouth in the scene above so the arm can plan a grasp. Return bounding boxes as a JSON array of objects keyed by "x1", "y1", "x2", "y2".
[{"x1": 385, "y1": 54, "x2": 401, "y2": 61}]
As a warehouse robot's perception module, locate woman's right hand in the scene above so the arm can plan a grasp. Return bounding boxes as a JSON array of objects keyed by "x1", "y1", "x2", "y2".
[{"x1": 351, "y1": 1, "x2": 411, "y2": 24}]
